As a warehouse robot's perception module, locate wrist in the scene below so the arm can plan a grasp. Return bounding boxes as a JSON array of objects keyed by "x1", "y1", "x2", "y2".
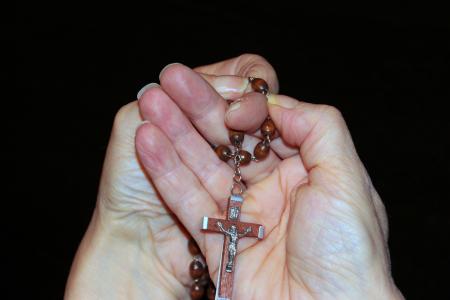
[
  {"x1": 65, "y1": 208, "x2": 185, "y2": 299},
  {"x1": 376, "y1": 281, "x2": 404, "y2": 300},
  {"x1": 369, "y1": 265, "x2": 404, "y2": 300},
  {"x1": 381, "y1": 278, "x2": 404, "y2": 300}
]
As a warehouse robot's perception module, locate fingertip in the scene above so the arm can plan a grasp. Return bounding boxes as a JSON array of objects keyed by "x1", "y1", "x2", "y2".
[
  {"x1": 266, "y1": 97, "x2": 312, "y2": 148},
  {"x1": 159, "y1": 62, "x2": 229, "y2": 131},
  {"x1": 159, "y1": 62, "x2": 184, "y2": 80},
  {"x1": 267, "y1": 94, "x2": 304, "y2": 134},
  {"x1": 159, "y1": 63, "x2": 192, "y2": 87},
  {"x1": 267, "y1": 93, "x2": 278, "y2": 106},
  {"x1": 266, "y1": 103, "x2": 282, "y2": 125},
  {"x1": 137, "y1": 82, "x2": 160, "y2": 100},
  {"x1": 137, "y1": 83, "x2": 165, "y2": 115},
  {"x1": 138, "y1": 86, "x2": 157, "y2": 116},
  {"x1": 159, "y1": 63, "x2": 218, "y2": 112},
  {"x1": 138, "y1": 85, "x2": 174, "y2": 123},
  {"x1": 225, "y1": 92, "x2": 268, "y2": 132},
  {"x1": 267, "y1": 94, "x2": 298, "y2": 109}
]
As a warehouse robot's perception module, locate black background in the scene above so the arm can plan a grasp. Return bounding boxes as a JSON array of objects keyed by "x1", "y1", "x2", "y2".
[{"x1": 12, "y1": 2, "x2": 449, "y2": 299}]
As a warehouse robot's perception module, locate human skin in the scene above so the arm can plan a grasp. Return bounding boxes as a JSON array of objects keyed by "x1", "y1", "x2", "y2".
[{"x1": 65, "y1": 54, "x2": 404, "y2": 299}]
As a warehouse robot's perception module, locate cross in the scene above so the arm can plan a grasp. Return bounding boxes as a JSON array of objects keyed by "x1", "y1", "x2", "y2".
[{"x1": 202, "y1": 194, "x2": 264, "y2": 300}]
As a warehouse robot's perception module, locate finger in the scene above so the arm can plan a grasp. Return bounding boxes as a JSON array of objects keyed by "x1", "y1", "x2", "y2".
[
  {"x1": 269, "y1": 95, "x2": 390, "y2": 245},
  {"x1": 225, "y1": 92, "x2": 268, "y2": 133},
  {"x1": 269, "y1": 137, "x2": 299, "y2": 159},
  {"x1": 160, "y1": 63, "x2": 228, "y2": 145},
  {"x1": 138, "y1": 85, "x2": 233, "y2": 210},
  {"x1": 223, "y1": 91, "x2": 312, "y2": 159},
  {"x1": 196, "y1": 73, "x2": 249, "y2": 100},
  {"x1": 272, "y1": 96, "x2": 392, "y2": 282},
  {"x1": 223, "y1": 91, "x2": 298, "y2": 158},
  {"x1": 135, "y1": 123, "x2": 226, "y2": 277},
  {"x1": 160, "y1": 63, "x2": 281, "y2": 184},
  {"x1": 194, "y1": 53, "x2": 279, "y2": 93},
  {"x1": 108, "y1": 101, "x2": 143, "y2": 157},
  {"x1": 135, "y1": 123, "x2": 219, "y2": 243}
]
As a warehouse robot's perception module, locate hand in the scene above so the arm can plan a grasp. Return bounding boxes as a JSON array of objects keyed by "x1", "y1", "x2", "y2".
[
  {"x1": 135, "y1": 63, "x2": 404, "y2": 299},
  {"x1": 64, "y1": 54, "x2": 278, "y2": 299}
]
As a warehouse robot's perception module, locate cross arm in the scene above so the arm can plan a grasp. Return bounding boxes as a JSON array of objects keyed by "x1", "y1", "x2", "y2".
[
  {"x1": 202, "y1": 217, "x2": 226, "y2": 233},
  {"x1": 202, "y1": 216, "x2": 264, "y2": 239}
]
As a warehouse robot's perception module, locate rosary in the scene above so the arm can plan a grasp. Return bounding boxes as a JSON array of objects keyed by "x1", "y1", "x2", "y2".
[{"x1": 187, "y1": 78, "x2": 276, "y2": 300}]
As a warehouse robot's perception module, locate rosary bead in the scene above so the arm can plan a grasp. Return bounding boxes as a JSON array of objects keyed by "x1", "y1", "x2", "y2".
[
  {"x1": 190, "y1": 283, "x2": 205, "y2": 300},
  {"x1": 237, "y1": 150, "x2": 252, "y2": 166},
  {"x1": 198, "y1": 269, "x2": 210, "y2": 286},
  {"x1": 250, "y1": 77, "x2": 269, "y2": 95},
  {"x1": 229, "y1": 130, "x2": 244, "y2": 146},
  {"x1": 207, "y1": 283, "x2": 216, "y2": 300},
  {"x1": 254, "y1": 141, "x2": 270, "y2": 160},
  {"x1": 190, "y1": 260, "x2": 205, "y2": 279},
  {"x1": 214, "y1": 145, "x2": 232, "y2": 162},
  {"x1": 188, "y1": 238, "x2": 201, "y2": 256},
  {"x1": 261, "y1": 118, "x2": 276, "y2": 139}
]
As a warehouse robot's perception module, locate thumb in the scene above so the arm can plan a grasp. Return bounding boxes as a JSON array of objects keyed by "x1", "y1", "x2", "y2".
[
  {"x1": 97, "y1": 101, "x2": 158, "y2": 216},
  {"x1": 270, "y1": 94, "x2": 391, "y2": 242},
  {"x1": 270, "y1": 95, "x2": 395, "y2": 297},
  {"x1": 267, "y1": 94, "x2": 369, "y2": 197},
  {"x1": 194, "y1": 53, "x2": 279, "y2": 94}
]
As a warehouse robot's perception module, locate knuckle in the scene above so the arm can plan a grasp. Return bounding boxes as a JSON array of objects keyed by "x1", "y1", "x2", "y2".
[
  {"x1": 112, "y1": 101, "x2": 138, "y2": 133},
  {"x1": 114, "y1": 102, "x2": 134, "y2": 124},
  {"x1": 237, "y1": 53, "x2": 278, "y2": 92},
  {"x1": 320, "y1": 104, "x2": 343, "y2": 118},
  {"x1": 319, "y1": 104, "x2": 346, "y2": 124},
  {"x1": 238, "y1": 53, "x2": 268, "y2": 64},
  {"x1": 238, "y1": 53, "x2": 274, "y2": 74}
]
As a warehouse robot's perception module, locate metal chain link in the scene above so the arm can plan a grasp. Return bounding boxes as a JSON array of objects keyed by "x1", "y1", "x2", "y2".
[{"x1": 231, "y1": 144, "x2": 245, "y2": 195}]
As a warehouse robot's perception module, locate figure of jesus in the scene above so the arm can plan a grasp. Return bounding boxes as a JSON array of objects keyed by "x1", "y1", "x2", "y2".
[{"x1": 217, "y1": 222, "x2": 252, "y2": 272}]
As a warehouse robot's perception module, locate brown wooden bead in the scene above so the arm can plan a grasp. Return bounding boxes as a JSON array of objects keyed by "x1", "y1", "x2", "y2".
[
  {"x1": 188, "y1": 238, "x2": 201, "y2": 256},
  {"x1": 229, "y1": 130, "x2": 244, "y2": 146},
  {"x1": 254, "y1": 141, "x2": 270, "y2": 160},
  {"x1": 198, "y1": 269, "x2": 210, "y2": 286},
  {"x1": 190, "y1": 283, "x2": 205, "y2": 300},
  {"x1": 261, "y1": 118, "x2": 276, "y2": 139},
  {"x1": 250, "y1": 77, "x2": 269, "y2": 95},
  {"x1": 237, "y1": 150, "x2": 252, "y2": 166},
  {"x1": 207, "y1": 283, "x2": 216, "y2": 299},
  {"x1": 214, "y1": 145, "x2": 232, "y2": 162},
  {"x1": 190, "y1": 260, "x2": 205, "y2": 279}
]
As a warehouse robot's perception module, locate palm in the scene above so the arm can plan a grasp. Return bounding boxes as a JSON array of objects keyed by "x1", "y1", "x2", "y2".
[
  {"x1": 200, "y1": 153, "x2": 378, "y2": 299},
  {"x1": 214, "y1": 155, "x2": 309, "y2": 299}
]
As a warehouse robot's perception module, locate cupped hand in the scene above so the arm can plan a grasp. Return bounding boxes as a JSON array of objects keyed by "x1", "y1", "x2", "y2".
[
  {"x1": 65, "y1": 54, "x2": 277, "y2": 299},
  {"x1": 135, "y1": 63, "x2": 403, "y2": 299}
]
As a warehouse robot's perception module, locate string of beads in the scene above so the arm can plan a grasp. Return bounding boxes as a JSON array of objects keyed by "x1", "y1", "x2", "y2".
[
  {"x1": 214, "y1": 77, "x2": 276, "y2": 165},
  {"x1": 188, "y1": 238, "x2": 215, "y2": 299}
]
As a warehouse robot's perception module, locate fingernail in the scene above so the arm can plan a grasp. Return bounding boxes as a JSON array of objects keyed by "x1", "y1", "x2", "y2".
[
  {"x1": 227, "y1": 100, "x2": 241, "y2": 114},
  {"x1": 137, "y1": 82, "x2": 160, "y2": 99},
  {"x1": 267, "y1": 94, "x2": 278, "y2": 105},
  {"x1": 159, "y1": 62, "x2": 182, "y2": 79}
]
